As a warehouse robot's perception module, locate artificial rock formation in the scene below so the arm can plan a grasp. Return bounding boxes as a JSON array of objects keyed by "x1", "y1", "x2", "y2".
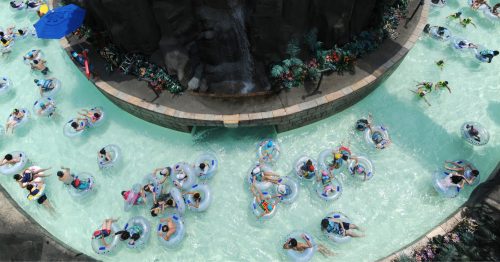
[{"x1": 74, "y1": 0, "x2": 384, "y2": 93}]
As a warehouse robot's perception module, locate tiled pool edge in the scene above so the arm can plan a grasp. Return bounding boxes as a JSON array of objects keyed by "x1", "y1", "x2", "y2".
[{"x1": 56, "y1": 1, "x2": 429, "y2": 133}]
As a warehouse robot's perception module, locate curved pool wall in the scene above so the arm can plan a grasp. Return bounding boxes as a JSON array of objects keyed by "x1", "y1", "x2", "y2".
[{"x1": 1, "y1": 1, "x2": 499, "y2": 262}]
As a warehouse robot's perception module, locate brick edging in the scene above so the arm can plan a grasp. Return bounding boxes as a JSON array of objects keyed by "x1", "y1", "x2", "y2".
[{"x1": 54, "y1": 0, "x2": 428, "y2": 133}]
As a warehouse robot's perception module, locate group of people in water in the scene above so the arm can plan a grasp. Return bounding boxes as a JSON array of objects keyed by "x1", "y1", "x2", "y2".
[{"x1": 411, "y1": 80, "x2": 451, "y2": 106}]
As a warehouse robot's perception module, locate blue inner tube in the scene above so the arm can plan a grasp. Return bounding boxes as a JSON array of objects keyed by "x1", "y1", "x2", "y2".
[
  {"x1": 171, "y1": 162, "x2": 196, "y2": 190},
  {"x1": 184, "y1": 184, "x2": 212, "y2": 212}
]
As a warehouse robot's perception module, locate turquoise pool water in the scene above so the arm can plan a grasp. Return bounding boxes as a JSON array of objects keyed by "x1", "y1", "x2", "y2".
[{"x1": 1, "y1": 1, "x2": 499, "y2": 261}]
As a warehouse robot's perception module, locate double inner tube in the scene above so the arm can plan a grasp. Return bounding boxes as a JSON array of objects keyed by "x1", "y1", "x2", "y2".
[
  {"x1": 184, "y1": 184, "x2": 212, "y2": 212},
  {"x1": 273, "y1": 176, "x2": 299, "y2": 204},
  {"x1": 66, "y1": 172, "x2": 95, "y2": 199},
  {"x1": 322, "y1": 212, "x2": 352, "y2": 243},
  {"x1": 0, "y1": 151, "x2": 28, "y2": 175},
  {"x1": 98, "y1": 144, "x2": 121, "y2": 169},
  {"x1": 194, "y1": 152, "x2": 218, "y2": 179},
  {"x1": 257, "y1": 139, "x2": 280, "y2": 164},
  {"x1": 33, "y1": 97, "x2": 56, "y2": 117},
  {"x1": 283, "y1": 231, "x2": 317, "y2": 262},
  {"x1": 157, "y1": 214, "x2": 185, "y2": 248},
  {"x1": 294, "y1": 156, "x2": 318, "y2": 181},
  {"x1": 123, "y1": 216, "x2": 151, "y2": 249},
  {"x1": 461, "y1": 122, "x2": 489, "y2": 146},
  {"x1": 348, "y1": 156, "x2": 374, "y2": 181},
  {"x1": 91, "y1": 223, "x2": 121, "y2": 255}
]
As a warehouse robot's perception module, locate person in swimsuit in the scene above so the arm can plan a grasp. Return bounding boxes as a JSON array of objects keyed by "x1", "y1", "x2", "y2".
[
  {"x1": 152, "y1": 166, "x2": 172, "y2": 184},
  {"x1": 78, "y1": 108, "x2": 102, "y2": 124},
  {"x1": 196, "y1": 162, "x2": 209, "y2": 177},
  {"x1": 34, "y1": 78, "x2": 56, "y2": 96},
  {"x1": 321, "y1": 217, "x2": 364, "y2": 238},
  {"x1": 0, "y1": 153, "x2": 20, "y2": 166},
  {"x1": 13, "y1": 166, "x2": 51, "y2": 188},
  {"x1": 70, "y1": 117, "x2": 89, "y2": 132},
  {"x1": 299, "y1": 159, "x2": 316, "y2": 178},
  {"x1": 283, "y1": 234, "x2": 335, "y2": 257},
  {"x1": 259, "y1": 140, "x2": 280, "y2": 162},
  {"x1": 477, "y1": 50, "x2": 499, "y2": 63},
  {"x1": 411, "y1": 86, "x2": 431, "y2": 106},
  {"x1": 470, "y1": 0, "x2": 489, "y2": 10},
  {"x1": 98, "y1": 147, "x2": 113, "y2": 166},
  {"x1": 26, "y1": 183, "x2": 55, "y2": 213},
  {"x1": 31, "y1": 59, "x2": 49, "y2": 75},
  {"x1": 349, "y1": 158, "x2": 370, "y2": 181},
  {"x1": 36, "y1": 100, "x2": 56, "y2": 117},
  {"x1": 250, "y1": 163, "x2": 281, "y2": 184},
  {"x1": 250, "y1": 179, "x2": 280, "y2": 218},
  {"x1": 150, "y1": 194, "x2": 174, "y2": 217},
  {"x1": 183, "y1": 191, "x2": 202, "y2": 209},
  {"x1": 140, "y1": 182, "x2": 158, "y2": 204},
  {"x1": 115, "y1": 229, "x2": 141, "y2": 246},
  {"x1": 5, "y1": 109, "x2": 25, "y2": 134},
  {"x1": 435, "y1": 81, "x2": 451, "y2": 93},
  {"x1": 23, "y1": 49, "x2": 41, "y2": 62},
  {"x1": 447, "y1": 11, "x2": 462, "y2": 20},
  {"x1": 444, "y1": 161, "x2": 479, "y2": 184},
  {"x1": 56, "y1": 167, "x2": 74, "y2": 185},
  {"x1": 92, "y1": 218, "x2": 119, "y2": 247},
  {"x1": 442, "y1": 172, "x2": 471, "y2": 190},
  {"x1": 158, "y1": 217, "x2": 176, "y2": 241},
  {"x1": 436, "y1": 60, "x2": 445, "y2": 70},
  {"x1": 121, "y1": 189, "x2": 144, "y2": 207},
  {"x1": 456, "y1": 40, "x2": 478, "y2": 49},
  {"x1": 460, "y1": 17, "x2": 476, "y2": 28},
  {"x1": 464, "y1": 124, "x2": 482, "y2": 143}
]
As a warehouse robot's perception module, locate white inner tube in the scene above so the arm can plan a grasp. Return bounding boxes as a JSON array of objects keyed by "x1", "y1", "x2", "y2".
[
  {"x1": 274, "y1": 176, "x2": 299, "y2": 204},
  {"x1": 428, "y1": 26, "x2": 452, "y2": 41},
  {"x1": 142, "y1": 173, "x2": 163, "y2": 206},
  {"x1": 185, "y1": 184, "x2": 212, "y2": 212},
  {"x1": 40, "y1": 78, "x2": 62, "y2": 98},
  {"x1": 66, "y1": 172, "x2": 95, "y2": 198},
  {"x1": 364, "y1": 125, "x2": 390, "y2": 149},
  {"x1": 86, "y1": 107, "x2": 105, "y2": 128},
  {"x1": 461, "y1": 122, "x2": 489, "y2": 146},
  {"x1": 294, "y1": 156, "x2": 318, "y2": 180},
  {"x1": 0, "y1": 76, "x2": 12, "y2": 96},
  {"x1": 347, "y1": 156, "x2": 374, "y2": 181},
  {"x1": 7, "y1": 108, "x2": 30, "y2": 130},
  {"x1": 247, "y1": 163, "x2": 273, "y2": 191},
  {"x1": 315, "y1": 178, "x2": 343, "y2": 202},
  {"x1": 23, "y1": 49, "x2": 43, "y2": 64},
  {"x1": 452, "y1": 160, "x2": 480, "y2": 187},
  {"x1": 123, "y1": 216, "x2": 151, "y2": 249},
  {"x1": 98, "y1": 144, "x2": 121, "y2": 169},
  {"x1": 323, "y1": 212, "x2": 352, "y2": 243},
  {"x1": 0, "y1": 151, "x2": 28, "y2": 175},
  {"x1": 171, "y1": 162, "x2": 196, "y2": 190},
  {"x1": 251, "y1": 193, "x2": 278, "y2": 220},
  {"x1": 283, "y1": 231, "x2": 317, "y2": 262},
  {"x1": 33, "y1": 97, "x2": 56, "y2": 117},
  {"x1": 10, "y1": 1, "x2": 25, "y2": 10},
  {"x1": 257, "y1": 139, "x2": 280, "y2": 164},
  {"x1": 157, "y1": 214, "x2": 185, "y2": 248},
  {"x1": 91, "y1": 223, "x2": 121, "y2": 255},
  {"x1": 451, "y1": 37, "x2": 476, "y2": 51},
  {"x1": 194, "y1": 152, "x2": 218, "y2": 179},
  {"x1": 433, "y1": 171, "x2": 460, "y2": 198}
]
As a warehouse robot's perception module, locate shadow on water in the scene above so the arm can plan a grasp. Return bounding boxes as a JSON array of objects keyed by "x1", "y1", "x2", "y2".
[
  {"x1": 487, "y1": 101, "x2": 500, "y2": 125},
  {"x1": 192, "y1": 126, "x2": 277, "y2": 145}
]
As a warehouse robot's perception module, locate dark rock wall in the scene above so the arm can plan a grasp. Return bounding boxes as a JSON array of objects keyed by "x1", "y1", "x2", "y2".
[{"x1": 75, "y1": 0, "x2": 382, "y2": 93}]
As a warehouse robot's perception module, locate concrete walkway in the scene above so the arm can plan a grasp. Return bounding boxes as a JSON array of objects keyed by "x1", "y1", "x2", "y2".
[{"x1": 0, "y1": 184, "x2": 95, "y2": 261}]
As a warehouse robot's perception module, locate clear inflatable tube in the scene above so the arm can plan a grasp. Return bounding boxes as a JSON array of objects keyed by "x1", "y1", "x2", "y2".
[
  {"x1": 86, "y1": 107, "x2": 105, "y2": 128},
  {"x1": 323, "y1": 212, "x2": 352, "y2": 243},
  {"x1": 251, "y1": 192, "x2": 278, "y2": 220},
  {"x1": 40, "y1": 79, "x2": 62, "y2": 98},
  {"x1": 194, "y1": 152, "x2": 218, "y2": 179},
  {"x1": 171, "y1": 162, "x2": 196, "y2": 190},
  {"x1": 23, "y1": 49, "x2": 43, "y2": 64},
  {"x1": 157, "y1": 214, "x2": 185, "y2": 248},
  {"x1": 7, "y1": 108, "x2": 30, "y2": 130},
  {"x1": 124, "y1": 183, "x2": 142, "y2": 212},
  {"x1": 123, "y1": 216, "x2": 151, "y2": 249},
  {"x1": 347, "y1": 156, "x2": 374, "y2": 181},
  {"x1": 185, "y1": 184, "x2": 212, "y2": 212},
  {"x1": 169, "y1": 187, "x2": 186, "y2": 215},
  {"x1": 66, "y1": 172, "x2": 95, "y2": 198},
  {"x1": 257, "y1": 138, "x2": 280, "y2": 164},
  {"x1": 427, "y1": 26, "x2": 452, "y2": 41},
  {"x1": 433, "y1": 171, "x2": 460, "y2": 198},
  {"x1": 453, "y1": 160, "x2": 480, "y2": 187},
  {"x1": 141, "y1": 173, "x2": 162, "y2": 206},
  {"x1": 461, "y1": 122, "x2": 489, "y2": 146},
  {"x1": 294, "y1": 156, "x2": 318, "y2": 181},
  {"x1": 0, "y1": 151, "x2": 28, "y2": 175},
  {"x1": 315, "y1": 178, "x2": 342, "y2": 202},
  {"x1": 364, "y1": 125, "x2": 390, "y2": 149},
  {"x1": 274, "y1": 176, "x2": 299, "y2": 204},
  {"x1": 0, "y1": 76, "x2": 12, "y2": 96},
  {"x1": 63, "y1": 118, "x2": 87, "y2": 137},
  {"x1": 10, "y1": 1, "x2": 25, "y2": 10},
  {"x1": 91, "y1": 223, "x2": 120, "y2": 255},
  {"x1": 98, "y1": 144, "x2": 121, "y2": 169},
  {"x1": 247, "y1": 162, "x2": 273, "y2": 191},
  {"x1": 430, "y1": 0, "x2": 446, "y2": 7},
  {"x1": 33, "y1": 97, "x2": 56, "y2": 117},
  {"x1": 283, "y1": 231, "x2": 317, "y2": 262}
]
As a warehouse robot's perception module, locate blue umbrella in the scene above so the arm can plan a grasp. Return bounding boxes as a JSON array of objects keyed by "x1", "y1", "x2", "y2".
[{"x1": 34, "y1": 4, "x2": 86, "y2": 39}]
